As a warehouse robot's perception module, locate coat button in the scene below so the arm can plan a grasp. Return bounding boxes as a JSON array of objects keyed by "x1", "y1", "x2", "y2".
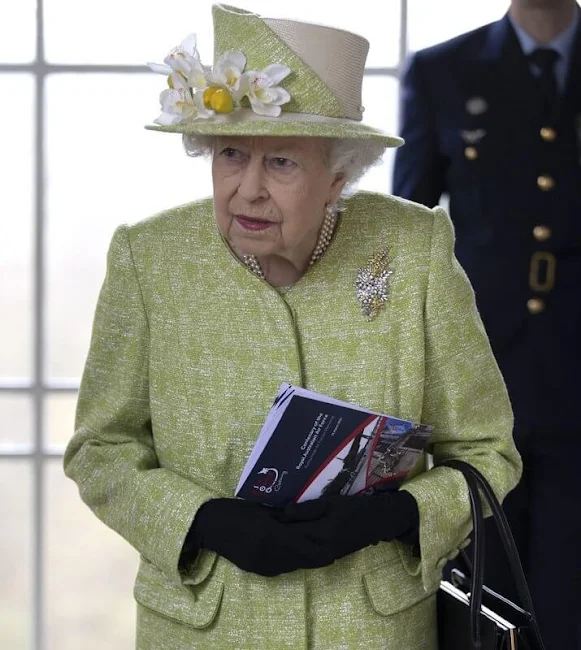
[
  {"x1": 527, "y1": 298, "x2": 545, "y2": 314},
  {"x1": 537, "y1": 175, "x2": 555, "y2": 191},
  {"x1": 533, "y1": 225, "x2": 552, "y2": 241},
  {"x1": 540, "y1": 127, "x2": 557, "y2": 142},
  {"x1": 464, "y1": 146, "x2": 478, "y2": 160}
]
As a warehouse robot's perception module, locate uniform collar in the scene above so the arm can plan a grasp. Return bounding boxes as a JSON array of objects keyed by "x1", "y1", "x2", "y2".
[
  {"x1": 480, "y1": 10, "x2": 580, "y2": 62},
  {"x1": 507, "y1": 8, "x2": 579, "y2": 60}
]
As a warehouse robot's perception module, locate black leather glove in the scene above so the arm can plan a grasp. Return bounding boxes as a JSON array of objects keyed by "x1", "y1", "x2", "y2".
[
  {"x1": 279, "y1": 490, "x2": 420, "y2": 562},
  {"x1": 181, "y1": 498, "x2": 335, "y2": 577}
]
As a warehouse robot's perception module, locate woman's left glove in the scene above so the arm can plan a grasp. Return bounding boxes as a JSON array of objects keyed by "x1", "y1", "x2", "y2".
[
  {"x1": 279, "y1": 490, "x2": 419, "y2": 562},
  {"x1": 180, "y1": 497, "x2": 336, "y2": 577}
]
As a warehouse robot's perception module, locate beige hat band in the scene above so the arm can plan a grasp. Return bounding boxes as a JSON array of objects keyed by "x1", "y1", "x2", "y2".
[{"x1": 202, "y1": 108, "x2": 365, "y2": 127}]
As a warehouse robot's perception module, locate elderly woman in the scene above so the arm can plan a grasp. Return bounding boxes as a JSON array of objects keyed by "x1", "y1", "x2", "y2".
[{"x1": 64, "y1": 4, "x2": 522, "y2": 650}]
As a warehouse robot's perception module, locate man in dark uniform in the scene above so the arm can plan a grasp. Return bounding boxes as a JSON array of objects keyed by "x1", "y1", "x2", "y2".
[{"x1": 393, "y1": 1, "x2": 581, "y2": 648}]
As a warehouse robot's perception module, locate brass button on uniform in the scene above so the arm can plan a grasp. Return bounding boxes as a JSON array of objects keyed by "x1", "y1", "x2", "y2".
[
  {"x1": 537, "y1": 175, "x2": 555, "y2": 191},
  {"x1": 533, "y1": 225, "x2": 552, "y2": 241},
  {"x1": 464, "y1": 146, "x2": 478, "y2": 160},
  {"x1": 540, "y1": 127, "x2": 557, "y2": 142},
  {"x1": 527, "y1": 298, "x2": 545, "y2": 314}
]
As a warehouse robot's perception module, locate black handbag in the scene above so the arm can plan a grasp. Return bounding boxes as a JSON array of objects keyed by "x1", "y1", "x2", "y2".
[{"x1": 437, "y1": 459, "x2": 546, "y2": 650}]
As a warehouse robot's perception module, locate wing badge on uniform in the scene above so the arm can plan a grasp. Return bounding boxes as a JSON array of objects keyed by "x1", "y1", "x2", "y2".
[{"x1": 461, "y1": 128, "x2": 487, "y2": 144}]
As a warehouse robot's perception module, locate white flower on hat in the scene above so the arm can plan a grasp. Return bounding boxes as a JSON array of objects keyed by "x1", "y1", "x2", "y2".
[
  {"x1": 147, "y1": 33, "x2": 207, "y2": 91},
  {"x1": 206, "y1": 50, "x2": 247, "y2": 98},
  {"x1": 201, "y1": 50, "x2": 249, "y2": 115},
  {"x1": 243, "y1": 64, "x2": 291, "y2": 117},
  {"x1": 153, "y1": 87, "x2": 213, "y2": 126}
]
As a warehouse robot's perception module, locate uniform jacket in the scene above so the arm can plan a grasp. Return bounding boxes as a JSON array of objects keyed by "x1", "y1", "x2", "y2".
[
  {"x1": 393, "y1": 14, "x2": 581, "y2": 436},
  {"x1": 64, "y1": 191, "x2": 521, "y2": 650}
]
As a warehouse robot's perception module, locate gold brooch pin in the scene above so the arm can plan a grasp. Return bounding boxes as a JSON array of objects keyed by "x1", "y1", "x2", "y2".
[{"x1": 355, "y1": 248, "x2": 393, "y2": 320}]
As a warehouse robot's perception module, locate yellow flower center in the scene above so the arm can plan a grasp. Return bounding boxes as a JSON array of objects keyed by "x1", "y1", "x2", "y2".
[
  {"x1": 203, "y1": 86, "x2": 220, "y2": 109},
  {"x1": 209, "y1": 88, "x2": 234, "y2": 114}
]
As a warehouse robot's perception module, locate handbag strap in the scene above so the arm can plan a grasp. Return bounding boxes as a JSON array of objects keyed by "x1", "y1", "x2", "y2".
[
  {"x1": 440, "y1": 459, "x2": 546, "y2": 650},
  {"x1": 461, "y1": 466, "x2": 485, "y2": 648}
]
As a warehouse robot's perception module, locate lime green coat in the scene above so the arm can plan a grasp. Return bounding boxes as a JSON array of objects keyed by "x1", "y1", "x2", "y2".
[{"x1": 64, "y1": 191, "x2": 521, "y2": 650}]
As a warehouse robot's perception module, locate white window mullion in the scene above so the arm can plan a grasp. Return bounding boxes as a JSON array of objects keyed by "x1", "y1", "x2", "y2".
[{"x1": 33, "y1": 3, "x2": 46, "y2": 649}]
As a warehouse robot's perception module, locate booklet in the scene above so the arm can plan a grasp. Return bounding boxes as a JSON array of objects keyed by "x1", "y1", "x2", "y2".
[{"x1": 235, "y1": 383, "x2": 433, "y2": 507}]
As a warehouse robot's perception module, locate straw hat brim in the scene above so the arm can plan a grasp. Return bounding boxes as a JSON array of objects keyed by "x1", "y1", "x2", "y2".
[{"x1": 145, "y1": 109, "x2": 404, "y2": 147}]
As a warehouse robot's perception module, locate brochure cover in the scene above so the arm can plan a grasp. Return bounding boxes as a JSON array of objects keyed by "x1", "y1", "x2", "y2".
[{"x1": 235, "y1": 384, "x2": 433, "y2": 507}]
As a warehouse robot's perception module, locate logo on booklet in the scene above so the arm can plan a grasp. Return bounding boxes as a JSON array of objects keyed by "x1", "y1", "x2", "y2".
[{"x1": 253, "y1": 467, "x2": 288, "y2": 495}]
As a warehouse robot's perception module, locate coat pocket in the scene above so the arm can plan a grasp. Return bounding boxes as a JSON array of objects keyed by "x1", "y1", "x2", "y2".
[
  {"x1": 362, "y1": 555, "x2": 438, "y2": 617},
  {"x1": 134, "y1": 557, "x2": 224, "y2": 629}
]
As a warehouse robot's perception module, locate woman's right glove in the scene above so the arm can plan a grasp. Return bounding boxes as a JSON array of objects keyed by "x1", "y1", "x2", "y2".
[
  {"x1": 279, "y1": 490, "x2": 420, "y2": 561},
  {"x1": 181, "y1": 498, "x2": 335, "y2": 577}
]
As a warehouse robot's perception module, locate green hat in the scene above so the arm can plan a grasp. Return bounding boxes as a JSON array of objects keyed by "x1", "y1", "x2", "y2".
[{"x1": 145, "y1": 4, "x2": 403, "y2": 146}]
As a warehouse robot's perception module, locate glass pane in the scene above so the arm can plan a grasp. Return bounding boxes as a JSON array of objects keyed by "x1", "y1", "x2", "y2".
[
  {"x1": 0, "y1": 75, "x2": 34, "y2": 380},
  {"x1": 46, "y1": 460, "x2": 137, "y2": 650},
  {"x1": 45, "y1": 73, "x2": 211, "y2": 380},
  {"x1": 44, "y1": 0, "x2": 212, "y2": 64},
  {"x1": 45, "y1": 0, "x2": 399, "y2": 67},
  {"x1": 408, "y1": 0, "x2": 508, "y2": 52},
  {"x1": 357, "y1": 74, "x2": 399, "y2": 195},
  {"x1": 45, "y1": 393, "x2": 77, "y2": 447},
  {"x1": 0, "y1": 395, "x2": 32, "y2": 446},
  {"x1": 0, "y1": 0, "x2": 36, "y2": 62},
  {"x1": 0, "y1": 461, "x2": 32, "y2": 650}
]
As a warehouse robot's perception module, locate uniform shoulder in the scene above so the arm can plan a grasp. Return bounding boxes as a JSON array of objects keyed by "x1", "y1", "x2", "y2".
[{"x1": 412, "y1": 20, "x2": 495, "y2": 68}]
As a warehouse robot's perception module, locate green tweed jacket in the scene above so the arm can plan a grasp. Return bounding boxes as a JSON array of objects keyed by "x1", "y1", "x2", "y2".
[{"x1": 64, "y1": 191, "x2": 522, "y2": 650}]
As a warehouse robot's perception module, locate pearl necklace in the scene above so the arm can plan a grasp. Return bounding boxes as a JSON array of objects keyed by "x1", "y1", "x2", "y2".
[{"x1": 242, "y1": 205, "x2": 338, "y2": 280}]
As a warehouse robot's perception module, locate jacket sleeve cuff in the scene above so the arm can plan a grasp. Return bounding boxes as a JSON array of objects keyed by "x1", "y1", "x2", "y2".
[
  {"x1": 181, "y1": 548, "x2": 218, "y2": 586},
  {"x1": 398, "y1": 466, "x2": 472, "y2": 592}
]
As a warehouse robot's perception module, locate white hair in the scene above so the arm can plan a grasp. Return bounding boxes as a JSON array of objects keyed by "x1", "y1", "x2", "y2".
[{"x1": 182, "y1": 134, "x2": 388, "y2": 196}]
